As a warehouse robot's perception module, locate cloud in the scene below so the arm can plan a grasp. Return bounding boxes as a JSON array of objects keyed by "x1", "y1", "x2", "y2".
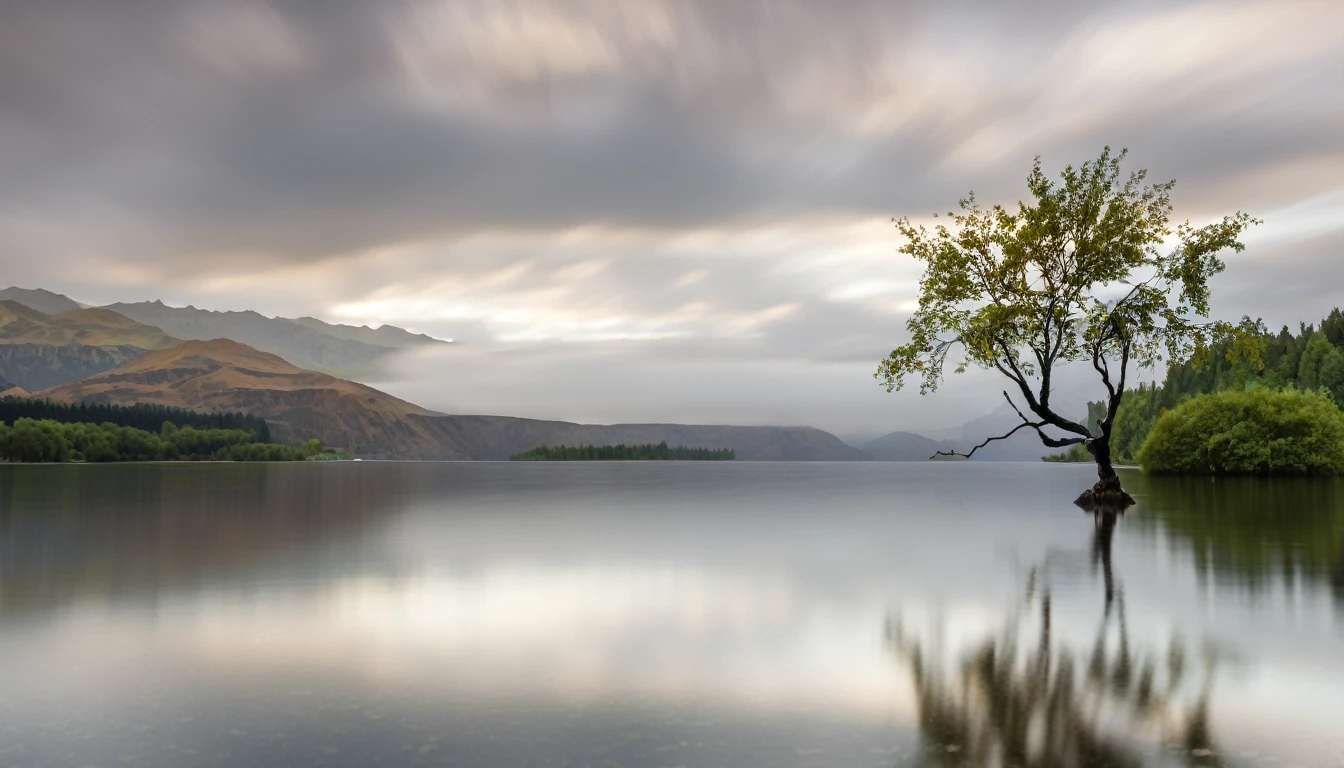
[{"x1": 1, "y1": 0, "x2": 1341, "y2": 432}]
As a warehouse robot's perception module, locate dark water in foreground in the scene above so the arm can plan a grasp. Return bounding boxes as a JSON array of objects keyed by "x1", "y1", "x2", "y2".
[{"x1": 0, "y1": 462, "x2": 1341, "y2": 767}]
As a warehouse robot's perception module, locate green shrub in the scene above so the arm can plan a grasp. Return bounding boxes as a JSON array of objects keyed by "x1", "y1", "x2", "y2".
[
  {"x1": 0, "y1": 418, "x2": 311, "y2": 463},
  {"x1": 1042, "y1": 443, "x2": 1091, "y2": 462},
  {"x1": 1137, "y1": 388, "x2": 1344, "y2": 475}
]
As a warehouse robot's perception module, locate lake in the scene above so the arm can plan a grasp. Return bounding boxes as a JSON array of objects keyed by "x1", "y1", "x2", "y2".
[{"x1": 1, "y1": 462, "x2": 1341, "y2": 767}]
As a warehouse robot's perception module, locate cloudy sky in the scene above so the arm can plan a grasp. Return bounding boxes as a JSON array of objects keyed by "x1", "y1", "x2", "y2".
[{"x1": 3, "y1": 0, "x2": 1342, "y2": 437}]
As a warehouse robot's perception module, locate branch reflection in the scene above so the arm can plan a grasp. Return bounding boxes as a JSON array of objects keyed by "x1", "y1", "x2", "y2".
[{"x1": 886, "y1": 511, "x2": 1235, "y2": 767}]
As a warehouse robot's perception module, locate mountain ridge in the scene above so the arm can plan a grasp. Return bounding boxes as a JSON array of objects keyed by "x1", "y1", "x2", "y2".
[
  {"x1": 103, "y1": 300, "x2": 446, "y2": 376},
  {"x1": 0, "y1": 287, "x2": 82, "y2": 315}
]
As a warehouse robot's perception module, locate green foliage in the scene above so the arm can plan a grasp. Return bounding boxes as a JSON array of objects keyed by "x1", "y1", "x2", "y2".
[
  {"x1": 511, "y1": 441, "x2": 735, "y2": 461},
  {"x1": 1099, "y1": 310, "x2": 1344, "y2": 462},
  {"x1": 0, "y1": 418, "x2": 312, "y2": 463},
  {"x1": 877, "y1": 147, "x2": 1258, "y2": 398},
  {"x1": 1137, "y1": 388, "x2": 1344, "y2": 475},
  {"x1": 1041, "y1": 443, "x2": 1091, "y2": 462},
  {"x1": 0, "y1": 396, "x2": 270, "y2": 441}
]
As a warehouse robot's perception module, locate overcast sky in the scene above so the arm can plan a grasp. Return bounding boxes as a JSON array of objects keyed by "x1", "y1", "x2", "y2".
[{"x1": 3, "y1": 0, "x2": 1342, "y2": 437}]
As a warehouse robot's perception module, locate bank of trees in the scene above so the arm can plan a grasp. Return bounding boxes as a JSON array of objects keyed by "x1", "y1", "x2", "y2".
[
  {"x1": 0, "y1": 396, "x2": 270, "y2": 441},
  {"x1": 0, "y1": 418, "x2": 324, "y2": 463},
  {"x1": 511, "y1": 442, "x2": 735, "y2": 461},
  {"x1": 1045, "y1": 310, "x2": 1344, "y2": 473}
]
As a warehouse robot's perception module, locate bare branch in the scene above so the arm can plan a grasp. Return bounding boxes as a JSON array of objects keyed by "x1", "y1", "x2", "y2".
[
  {"x1": 932, "y1": 421, "x2": 1040, "y2": 460},
  {"x1": 933, "y1": 390, "x2": 1090, "y2": 459},
  {"x1": 1002, "y1": 389, "x2": 1033, "y2": 425}
]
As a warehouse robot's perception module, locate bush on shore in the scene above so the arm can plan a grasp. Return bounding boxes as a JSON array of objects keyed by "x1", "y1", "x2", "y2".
[{"x1": 1137, "y1": 388, "x2": 1344, "y2": 475}]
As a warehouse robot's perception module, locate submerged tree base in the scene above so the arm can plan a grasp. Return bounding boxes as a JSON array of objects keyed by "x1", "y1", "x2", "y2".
[{"x1": 1074, "y1": 475, "x2": 1135, "y2": 512}]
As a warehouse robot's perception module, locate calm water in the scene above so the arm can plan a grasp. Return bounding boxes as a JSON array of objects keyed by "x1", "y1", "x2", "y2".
[{"x1": 0, "y1": 462, "x2": 1341, "y2": 767}]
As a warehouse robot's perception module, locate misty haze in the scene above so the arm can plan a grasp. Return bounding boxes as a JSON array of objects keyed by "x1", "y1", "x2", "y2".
[{"x1": 2, "y1": 1, "x2": 1343, "y2": 767}]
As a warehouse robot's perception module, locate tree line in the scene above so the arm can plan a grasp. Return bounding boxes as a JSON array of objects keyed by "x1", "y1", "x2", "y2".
[
  {"x1": 1044, "y1": 309, "x2": 1344, "y2": 473},
  {"x1": 511, "y1": 442, "x2": 735, "y2": 461},
  {"x1": 0, "y1": 418, "x2": 324, "y2": 463},
  {"x1": 0, "y1": 396, "x2": 271, "y2": 442}
]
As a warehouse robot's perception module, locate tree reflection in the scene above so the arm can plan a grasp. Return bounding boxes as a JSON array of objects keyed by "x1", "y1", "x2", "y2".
[
  {"x1": 1125, "y1": 472, "x2": 1344, "y2": 606},
  {"x1": 887, "y1": 511, "x2": 1233, "y2": 767}
]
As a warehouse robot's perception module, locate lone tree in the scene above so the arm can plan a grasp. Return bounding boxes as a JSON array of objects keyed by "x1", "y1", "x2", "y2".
[{"x1": 876, "y1": 148, "x2": 1258, "y2": 509}]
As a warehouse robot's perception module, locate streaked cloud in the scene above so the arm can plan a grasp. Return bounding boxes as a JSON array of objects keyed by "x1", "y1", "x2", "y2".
[{"x1": 1, "y1": 0, "x2": 1340, "y2": 433}]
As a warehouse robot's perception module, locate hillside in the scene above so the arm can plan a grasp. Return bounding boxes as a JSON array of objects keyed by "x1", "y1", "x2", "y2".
[
  {"x1": 0, "y1": 373, "x2": 26, "y2": 397},
  {"x1": 36, "y1": 339, "x2": 446, "y2": 456},
  {"x1": 0, "y1": 287, "x2": 82, "y2": 315},
  {"x1": 38, "y1": 338, "x2": 864, "y2": 461},
  {"x1": 0, "y1": 301, "x2": 181, "y2": 391},
  {"x1": 105, "y1": 300, "x2": 439, "y2": 375}
]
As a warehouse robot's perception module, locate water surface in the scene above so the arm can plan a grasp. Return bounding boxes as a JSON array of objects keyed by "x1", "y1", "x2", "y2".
[{"x1": 1, "y1": 463, "x2": 1341, "y2": 766}]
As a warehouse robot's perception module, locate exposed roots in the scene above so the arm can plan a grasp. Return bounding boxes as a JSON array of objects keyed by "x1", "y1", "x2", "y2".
[{"x1": 1074, "y1": 474, "x2": 1135, "y2": 513}]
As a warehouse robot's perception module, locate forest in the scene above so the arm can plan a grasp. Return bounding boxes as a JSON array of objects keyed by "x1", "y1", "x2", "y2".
[
  {"x1": 511, "y1": 442, "x2": 735, "y2": 461},
  {"x1": 0, "y1": 418, "x2": 324, "y2": 463},
  {"x1": 1048, "y1": 309, "x2": 1344, "y2": 472},
  {"x1": 0, "y1": 396, "x2": 271, "y2": 441}
]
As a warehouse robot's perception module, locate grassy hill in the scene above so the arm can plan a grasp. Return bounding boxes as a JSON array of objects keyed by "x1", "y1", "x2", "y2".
[
  {"x1": 0, "y1": 302, "x2": 180, "y2": 348},
  {"x1": 37, "y1": 338, "x2": 441, "y2": 456}
]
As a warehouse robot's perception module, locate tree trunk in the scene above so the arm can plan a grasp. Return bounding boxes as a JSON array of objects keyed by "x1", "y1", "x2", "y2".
[{"x1": 1075, "y1": 432, "x2": 1135, "y2": 511}]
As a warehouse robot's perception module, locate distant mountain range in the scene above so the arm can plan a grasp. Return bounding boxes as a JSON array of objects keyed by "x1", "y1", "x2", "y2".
[
  {"x1": 2, "y1": 285, "x2": 1073, "y2": 462},
  {"x1": 859, "y1": 400, "x2": 1091, "y2": 462},
  {"x1": 861, "y1": 430, "x2": 958, "y2": 461},
  {"x1": 0, "y1": 287, "x2": 82, "y2": 315},
  {"x1": 104, "y1": 300, "x2": 446, "y2": 375}
]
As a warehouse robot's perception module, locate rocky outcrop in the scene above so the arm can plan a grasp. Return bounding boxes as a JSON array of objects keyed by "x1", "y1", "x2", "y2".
[{"x1": 0, "y1": 342, "x2": 150, "y2": 392}]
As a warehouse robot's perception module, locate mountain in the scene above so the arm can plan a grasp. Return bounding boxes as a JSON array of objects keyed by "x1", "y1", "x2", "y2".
[
  {"x1": 104, "y1": 300, "x2": 431, "y2": 375},
  {"x1": 862, "y1": 430, "x2": 957, "y2": 461},
  {"x1": 287, "y1": 317, "x2": 447, "y2": 349},
  {"x1": 38, "y1": 338, "x2": 864, "y2": 461},
  {"x1": 0, "y1": 302, "x2": 179, "y2": 349},
  {"x1": 0, "y1": 287, "x2": 82, "y2": 315},
  {"x1": 0, "y1": 372, "x2": 26, "y2": 397},
  {"x1": 0, "y1": 301, "x2": 181, "y2": 391},
  {"x1": 37, "y1": 339, "x2": 442, "y2": 454},
  {"x1": 411, "y1": 417, "x2": 865, "y2": 461}
]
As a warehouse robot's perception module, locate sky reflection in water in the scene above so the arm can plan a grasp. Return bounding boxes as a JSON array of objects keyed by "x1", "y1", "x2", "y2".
[{"x1": 0, "y1": 462, "x2": 1341, "y2": 767}]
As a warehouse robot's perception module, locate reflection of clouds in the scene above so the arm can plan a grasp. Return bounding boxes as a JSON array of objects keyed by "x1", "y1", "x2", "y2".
[{"x1": 16, "y1": 563, "x2": 913, "y2": 720}]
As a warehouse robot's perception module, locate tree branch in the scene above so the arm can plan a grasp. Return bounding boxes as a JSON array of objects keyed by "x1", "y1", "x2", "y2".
[{"x1": 933, "y1": 390, "x2": 1089, "y2": 459}]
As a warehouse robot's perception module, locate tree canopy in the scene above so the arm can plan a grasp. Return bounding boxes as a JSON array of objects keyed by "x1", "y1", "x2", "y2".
[
  {"x1": 876, "y1": 147, "x2": 1257, "y2": 502},
  {"x1": 1073, "y1": 309, "x2": 1344, "y2": 464},
  {"x1": 0, "y1": 418, "x2": 323, "y2": 463},
  {"x1": 0, "y1": 396, "x2": 270, "y2": 441}
]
